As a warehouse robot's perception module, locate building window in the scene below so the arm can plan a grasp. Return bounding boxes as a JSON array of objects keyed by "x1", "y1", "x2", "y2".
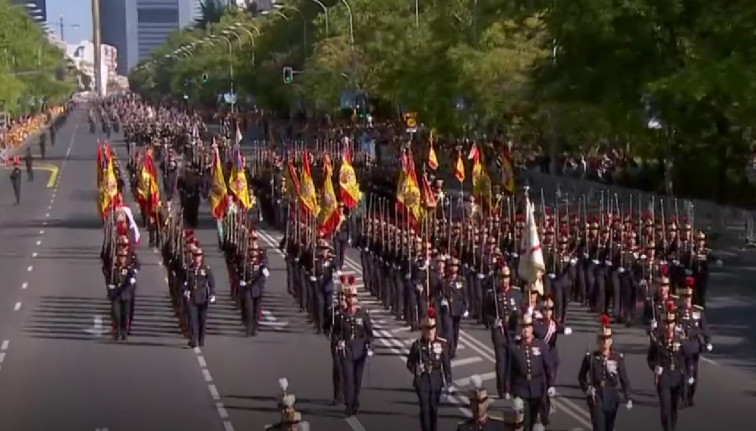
[{"x1": 137, "y1": 8, "x2": 179, "y2": 24}]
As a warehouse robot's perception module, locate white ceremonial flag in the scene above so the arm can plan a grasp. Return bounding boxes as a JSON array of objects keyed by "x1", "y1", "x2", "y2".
[{"x1": 517, "y1": 195, "x2": 546, "y2": 294}]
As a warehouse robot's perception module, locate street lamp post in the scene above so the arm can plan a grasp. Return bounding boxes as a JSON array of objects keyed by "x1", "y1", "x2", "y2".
[
  {"x1": 272, "y1": 5, "x2": 307, "y2": 57},
  {"x1": 339, "y1": 0, "x2": 355, "y2": 50},
  {"x1": 308, "y1": 0, "x2": 329, "y2": 36}
]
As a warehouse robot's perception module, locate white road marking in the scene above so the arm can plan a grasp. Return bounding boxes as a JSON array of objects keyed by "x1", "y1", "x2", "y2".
[
  {"x1": 27, "y1": 266, "x2": 33, "y2": 272},
  {"x1": 36, "y1": 240, "x2": 42, "y2": 246},
  {"x1": 223, "y1": 421, "x2": 235, "y2": 431},
  {"x1": 47, "y1": 205, "x2": 52, "y2": 210},
  {"x1": 13, "y1": 302, "x2": 21, "y2": 311},
  {"x1": 31, "y1": 252, "x2": 37, "y2": 258},
  {"x1": 208, "y1": 384, "x2": 220, "y2": 401},
  {"x1": 346, "y1": 416, "x2": 368, "y2": 431},
  {"x1": 202, "y1": 369, "x2": 213, "y2": 382},
  {"x1": 45, "y1": 213, "x2": 50, "y2": 218},
  {"x1": 39, "y1": 230, "x2": 44, "y2": 235},
  {"x1": 701, "y1": 356, "x2": 718, "y2": 365},
  {"x1": 0, "y1": 353, "x2": 5, "y2": 364},
  {"x1": 216, "y1": 403, "x2": 229, "y2": 419},
  {"x1": 451, "y1": 357, "x2": 483, "y2": 368},
  {"x1": 454, "y1": 371, "x2": 497, "y2": 387},
  {"x1": 21, "y1": 282, "x2": 27, "y2": 290},
  {"x1": 41, "y1": 221, "x2": 47, "y2": 226},
  {"x1": 197, "y1": 356, "x2": 207, "y2": 368},
  {"x1": 1, "y1": 340, "x2": 9, "y2": 351}
]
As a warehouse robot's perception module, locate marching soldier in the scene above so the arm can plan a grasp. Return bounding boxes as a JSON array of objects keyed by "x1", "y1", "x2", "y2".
[
  {"x1": 239, "y1": 242, "x2": 270, "y2": 336},
  {"x1": 406, "y1": 307, "x2": 453, "y2": 431},
  {"x1": 312, "y1": 239, "x2": 336, "y2": 334},
  {"x1": 333, "y1": 203, "x2": 352, "y2": 273},
  {"x1": 485, "y1": 264, "x2": 523, "y2": 397},
  {"x1": 107, "y1": 249, "x2": 138, "y2": 341},
  {"x1": 266, "y1": 380, "x2": 310, "y2": 431},
  {"x1": 534, "y1": 294, "x2": 572, "y2": 409},
  {"x1": 10, "y1": 156, "x2": 21, "y2": 205},
  {"x1": 24, "y1": 147, "x2": 33, "y2": 182},
  {"x1": 332, "y1": 281, "x2": 374, "y2": 417},
  {"x1": 503, "y1": 313, "x2": 555, "y2": 431},
  {"x1": 647, "y1": 301, "x2": 690, "y2": 431},
  {"x1": 455, "y1": 374, "x2": 503, "y2": 431},
  {"x1": 440, "y1": 256, "x2": 468, "y2": 358},
  {"x1": 577, "y1": 315, "x2": 632, "y2": 431},
  {"x1": 183, "y1": 248, "x2": 216, "y2": 348},
  {"x1": 326, "y1": 280, "x2": 349, "y2": 405},
  {"x1": 677, "y1": 277, "x2": 712, "y2": 405}
]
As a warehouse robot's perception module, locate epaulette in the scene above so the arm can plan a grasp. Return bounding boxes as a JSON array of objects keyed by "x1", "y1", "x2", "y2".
[
  {"x1": 435, "y1": 337, "x2": 448, "y2": 343},
  {"x1": 670, "y1": 294, "x2": 679, "y2": 299},
  {"x1": 693, "y1": 305, "x2": 704, "y2": 310}
]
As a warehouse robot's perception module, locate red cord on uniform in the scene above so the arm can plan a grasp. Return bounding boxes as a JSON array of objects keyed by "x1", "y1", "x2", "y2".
[
  {"x1": 348, "y1": 275, "x2": 355, "y2": 285},
  {"x1": 339, "y1": 275, "x2": 346, "y2": 284}
]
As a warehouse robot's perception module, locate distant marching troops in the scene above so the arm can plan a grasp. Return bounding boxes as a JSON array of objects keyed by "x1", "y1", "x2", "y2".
[{"x1": 102, "y1": 97, "x2": 724, "y2": 431}]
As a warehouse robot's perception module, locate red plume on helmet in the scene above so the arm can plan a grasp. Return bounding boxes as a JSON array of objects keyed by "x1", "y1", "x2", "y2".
[
  {"x1": 348, "y1": 275, "x2": 355, "y2": 285},
  {"x1": 685, "y1": 276, "x2": 695, "y2": 288},
  {"x1": 660, "y1": 263, "x2": 669, "y2": 276},
  {"x1": 600, "y1": 314, "x2": 611, "y2": 327},
  {"x1": 666, "y1": 301, "x2": 676, "y2": 312},
  {"x1": 339, "y1": 275, "x2": 346, "y2": 284},
  {"x1": 427, "y1": 307, "x2": 436, "y2": 319}
]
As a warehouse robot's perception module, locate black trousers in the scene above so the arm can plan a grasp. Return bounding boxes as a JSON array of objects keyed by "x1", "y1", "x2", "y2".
[
  {"x1": 111, "y1": 299, "x2": 129, "y2": 339},
  {"x1": 340, "y1": 349, "x2": 367, "y2": 411},
  {"x1": 415, "y1": 384, "x2": 442, "y2": 431},
  {"x1": 243, "y1": 293, "x2": 263, "y2": 335},
  {"x1": 588, "y1": 398, "x2": 619, "y2": 431},
  {"x1": 188, "y1": 301, "x2": 209, "y2": 346}
]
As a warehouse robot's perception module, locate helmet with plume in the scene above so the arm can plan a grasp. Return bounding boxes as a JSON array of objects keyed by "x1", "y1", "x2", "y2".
[{"x1": 421, "y1": 307, "x2": 437, "y2": 329}]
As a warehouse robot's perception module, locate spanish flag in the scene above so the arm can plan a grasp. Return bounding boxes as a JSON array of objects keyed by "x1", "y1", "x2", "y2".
[
  {"x1": 338, "y1": 148, "x2": 362, "y2": 210},
  {"x1": 208, "y1": 145, "x2": 229, "y2": 220},
  {"x1": 454, "y1": 150, "x2": 465, "y2": 183},
  {"x1": 318, "y1": 155, "x2": 341, "y2": 237},
  {"x1": 470, "y1": 145, "x2": 492, "y2": 209},
  {"x1": 497, "y1": 149, "x2": 516, "y2": 194},
  {"x1": 299, "y1": 151, "x2": 320, "y2": 217},
  {"x1": 136, "y1": 148, "x2": 161, "y2": 214},
  {"x1": 97, "y1": 149, "x2": 120, "y2": 218},
  {"x1": 396, "y1": 151, "x2": 424, "y2": 230},
  {"x1": 229, "y1": 149, "x2": 253, "y2": 210},
  {"x1": 285, "y1": 158, "x2": 300, "y2": 200},
  {"x1": 427, "y1": 129, "x2": 438, "y2": 170}
]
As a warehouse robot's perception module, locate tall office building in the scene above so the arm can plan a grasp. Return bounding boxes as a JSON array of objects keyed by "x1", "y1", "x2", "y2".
[
  {"x1": 101, "y1": 0, "x2": 197, "y2": 75},
  {"x1": 12, "y1": 0, "x2": 47, "y2": 22}
]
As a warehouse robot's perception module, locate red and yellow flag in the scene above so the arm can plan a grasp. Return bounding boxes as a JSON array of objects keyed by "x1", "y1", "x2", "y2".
[
  {"x1": 339, "y1": 148, "x2": 362, "y2": 210},
  {"x1": 299, "y1": 151, "x2": 320, "y2": 216},
  {"x1": 318, "y1": 155, "x2": 341, "y2": 237},
  {"x1": 396, "y1": 151, "x2": 424, "y2": 230},
  {"x1": 208, "y1": 144, "x2": 229, "y2": 220},
  {"x1": 470, "y1": 145, "x2": 492, "y2": 210},
  {"x1": 454, "y1": 150, "x2": 465, "y2": 183},
  {"x1": 498, "y1": 149, "x2": 516, "y2": 194},
  {"x1": 97, "y1": 148, "x2": 121, "y2": 218},
  {"x1": 285, "y1": 156, "x2": 300, "y2": 200},
  {"x1": 229, "y1": 149, "x2": 253, "y2": 210},
  {"x1": 427, "y1": 129, "x2": 438, "y2": 170},
  {"x1": 136, "y1": 149, "x2": 161, "y2": 215}
]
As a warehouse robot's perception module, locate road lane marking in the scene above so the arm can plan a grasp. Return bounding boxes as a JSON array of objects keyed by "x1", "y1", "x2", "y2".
[
  {"x1": 223, "y1": 422, "x2": 235, "y2": 431},
  {"x1": 32, "y1": 252, "x2": 37, "y2": 258},
  {"x1": 202, "y1": 369, "x2": 213, "y2": 382},
  {"x1": 451, "y1": 357, "x2": 483, "y2": 367},
  {"x1": 197, "y1": 356, "x2": 207, "y2": 368},
  {"x1": 35, "y1": 240, "x2": 41, "y2": 245},
  {"x1": 0, "y1": 352, "x2": 5, "y2": 364},
  {"x1": 26, "y1": 266, "x2": 33, "y2": 272},
  {"x1": 701, "y1": 356, "x2": 718, "y2": 365},
  {"x1": 47, "y1": 205, "x2": 52, "y2": 210},
  {"x1": 39, "y1": 230, "x2": 44, "y2": 235},
  {"x1": 13, "y1": 302, "x2": 21, "y2": 311},
  {"x1": 41, "y1": 221, "x2": 47, "y2": 226},
  {"x1": 45, "y1": 213, "x2": 49, "y2": 217},
  {"x1": 21, "y1": 282, "x2": 27, "y2": 290},
  {"x1": 216, "y1": 402, "x2": 229, "y2": 419},
  {"x1": 208, "y1": 384, "x2": 221, "y2": 401},
  {"x1": 0, "y1": 340, "x2": 8, "y2": 350}
]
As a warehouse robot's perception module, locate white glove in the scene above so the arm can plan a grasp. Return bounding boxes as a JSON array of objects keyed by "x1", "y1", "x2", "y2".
[
  {"x1": 404, "y1": 274, "x2": 411, "y2": 280},
  {"x1": 210, "y1": 295, "x2": 216, "y2": 304},
  {"x1": 239, "y1": 280, "x2": 247, "y2": 287},
  {"x1": 494, "y1": 318, "x2": 503, "y2": 328},
  {"x1": 655, "y1": 366, "x2": 663, "y2": 376},
  {"x1": 129, "y1": 277, "x2": 136, "y2": 285},
  {"x1": 183, "y1": 290, "x2": 191, "y2": 299},
  {"x1": 446, "y1": 385, "x2": 456, "y2": 395},
  {"x1": 259, "y1": 216, "x2": 263, "y2": 222},
  {"x1": 688, "y1": 377, "x2": 695, "y2": 384},
  {"x1": 651, "y1": 321, "x2": 658, "y2": 329},
  {"x1": 511, "y1": 253, "x2": 519, "y2": 258},
  {"x1": 626, "y1": 400, "x2": 633, "y2": 410},
  {"x1": 564, "y1": 327, "x2": 572, "y2": 335},
  {"x1": 309, "y1": 276, "x2": 316, "y2": 282},
  {"x1": 262, "y1": 267, "x2": 270, "y2": 277},
  {"x1": 672, "y1": 259, "x2": 680, "y2": 265},
  {"x1": 107, "y1": 284, "x2": 115, "y2": 290},
  {"x1": 133, "y1": 269, "x2": 139, "y2": 274},
  {"x1": 463, "y1": 311, "x2": 469, "y2": 319},
  {"x1": 548, "y1": 273, "x2": 555, "y2": 279},
  {"x1": 441, "y1": 299, "x2": 449, "y2": 307},
  {"x1": 367, "y1": 349, "x2": 373, "y2": 357},
  {"x1": 716, "y1": 259, "x2": 723, "y2": 266},
  {"x1": 347, "y1": 239, "x2": 352, "y2": 246},
  {"x1": 504, "y1": 393, "x2": 511, "y2": 400},
  {"x1": 547, "y1": 387, "x2": 556, "y2": 397},
  {"x1": 477, "y1": 273, "x2": 485, "y2": 279},
  {"x1": 585, "y1": 387, "x2": 596, "y2": 398},
  {"x1": 706, "y1": 343, "x2": 713, "y2": 352}
]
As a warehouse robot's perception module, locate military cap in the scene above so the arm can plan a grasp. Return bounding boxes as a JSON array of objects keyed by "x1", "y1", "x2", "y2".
[
  {"x1": 503, "y1": 397, "x2": 525, "y2": 425},
  {"x1": 467, "y1": 374, "x2": 491, "y2": 407},
  {"x1": 598, "y1": 315, "x2": 612, "y2": 340},
  {"x1": 421, "y1": 307, "x2": 437, "y2": 329},
  {"x1": 192, "y1": 248, "x2": 204, "y2": 256},
  {"x1": 518, "y1": 313, "x2": 533, "y2": 327}
]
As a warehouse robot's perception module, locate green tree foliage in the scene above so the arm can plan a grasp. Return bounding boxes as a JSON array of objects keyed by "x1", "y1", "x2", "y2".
[
  {"x1": 130, "y1": 0, "x2": 756, "y2": 202},
  {"x1": 194, "y1": 0, "x2": 227, "y2": 30},
  {"x1": 0, "y1": 0, "x2": 75, "y2": 116}
]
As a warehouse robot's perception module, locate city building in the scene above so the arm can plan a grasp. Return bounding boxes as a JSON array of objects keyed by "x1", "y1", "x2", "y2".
[
  {"x1": 101, "y1": 0, "x2": 199, "y2": 75},
  {"x1": 65, "y1": 40, "x2": 118, "y2": 96}
]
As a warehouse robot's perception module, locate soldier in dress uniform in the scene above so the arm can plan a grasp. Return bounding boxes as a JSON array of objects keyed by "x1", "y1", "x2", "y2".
[
  {"x1": 331, "y1": 281, "x2": 374, "y2": 417},
  {"x1": 503, "y1": 313, "x2": 555, "y2": 431},
  {"x1": 107, "y1": 249, "x2": 138, "y2": 341},
  {"x1": 406, "y1": 307, "x2": 453, "y2": 431},
  {"x1": 455, "y1": 374, "x2": 503, "y2": 431},
  {"x1": 503, "y1": 397, "x2": 526, "y2": 431},
  {"x1": 10, "y1": 156, "x2": 21, "y2": 204},
  {"x1": 266, "y1": 381, "x2": 310, "y2": 431},
  {"x1": 182, "y1": 248, "x2": 216, "y2": 348},
  {"x1": 534, "y1": 295, "x2": 572, "y2": 403},
  {"x1": 676, "y1": 276, "x2": 712, "y2": 405},
  {"x1": 485, "y1": 264, "x2": 522, "y2": 397},
  {"x1": 178, "y1": 164, "x2": 202, "y2": 228},
  {"x1": 239, "y1": 242, "x2": 270, "y2": 336},
  {"x1": 312, "y1": 239, "x2": 336, "y2": 334},
  {"x1": 333, "y1": 203, "x2": 353, "y2": 273},
  {"x1": 326, "y1": 280, "x2": 349, "y2": 405},
  {"x1": 440, "y1": 256, "x2": 468, "y2": 358},
  {"x1": 647, "y1": 301, "x2": 690, "y2": 431},
  {"x1": 577, "y1": 315, "x2": 632, "y2": 431}
]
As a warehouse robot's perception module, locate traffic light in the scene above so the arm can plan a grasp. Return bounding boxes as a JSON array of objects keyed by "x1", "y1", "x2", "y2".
[
  {"x1": 202, "y1": 73, "x2": 209, "y2": 84},
  {"x1": 282, "y1": 66, "x2": 293, "y2": 84},
  {"x1": 355, "y1": 92, "x2": 369, "y2": 119}
]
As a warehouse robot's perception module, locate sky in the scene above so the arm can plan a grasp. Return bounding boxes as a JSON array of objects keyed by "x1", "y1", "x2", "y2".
[{"x1": 46, "y1": 0, "x2": 93, "y2": 44}]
